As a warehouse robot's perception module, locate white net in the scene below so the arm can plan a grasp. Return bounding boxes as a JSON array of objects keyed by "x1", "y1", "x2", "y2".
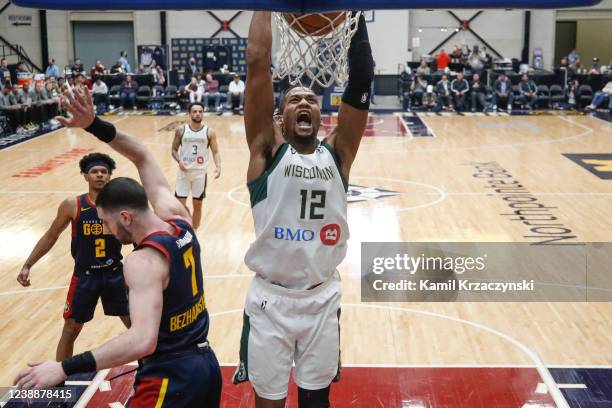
[{"x1": 272, "y1": 11, "x2": 361, "y2": 88}]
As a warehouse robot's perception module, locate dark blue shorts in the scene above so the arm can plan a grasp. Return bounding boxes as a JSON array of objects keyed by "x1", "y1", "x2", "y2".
[
  {"x1": 128, "y1": 344, "x2": 222, "y2": 408},
  {"x1": 63, "y1": 265, "x2": 129, "y2": 323}
]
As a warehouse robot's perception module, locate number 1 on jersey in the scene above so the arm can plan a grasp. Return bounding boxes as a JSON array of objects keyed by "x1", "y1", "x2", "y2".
[
  {"x1": 299, "y1": 190, "x2": 326, "y2": 220},
  {"x1": 183, "y1": 246, "x2": 198, "y2": 297}
]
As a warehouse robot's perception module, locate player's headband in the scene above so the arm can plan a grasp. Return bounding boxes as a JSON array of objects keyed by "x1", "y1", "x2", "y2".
[{"x1": 84, "y1": 160, "x2": 111, "y2": 173}]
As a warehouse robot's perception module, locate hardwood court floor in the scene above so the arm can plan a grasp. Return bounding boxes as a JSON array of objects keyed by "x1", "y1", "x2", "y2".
[{"x1": 0, "y1": 113, "x2": 611, "y2": 394}]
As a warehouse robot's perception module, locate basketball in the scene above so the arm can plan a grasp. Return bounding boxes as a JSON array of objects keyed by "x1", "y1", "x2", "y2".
[{"x1": 282, "y1": 12, "x2": 346, "y2": 36}]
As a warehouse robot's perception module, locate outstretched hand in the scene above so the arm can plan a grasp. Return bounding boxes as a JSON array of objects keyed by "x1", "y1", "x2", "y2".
[{"x1": 55, "y1": 86, "x2": 96, "y2": 129}]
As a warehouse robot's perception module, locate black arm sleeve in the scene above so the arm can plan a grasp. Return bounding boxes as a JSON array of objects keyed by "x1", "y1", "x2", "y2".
[{"x1": 342, "y1": 12, "x2": 375, "y2": 111}]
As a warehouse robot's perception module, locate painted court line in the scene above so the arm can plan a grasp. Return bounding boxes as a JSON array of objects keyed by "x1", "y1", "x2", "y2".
[
  {"x1": 74, "y1": 368, "x2": 110, "y2": 408},
  {"x1": 344, "y1": 303, "x2": 569, "y2": 408},
  {"x1": 0, "y1": 285, "x2": 68, "y2": 297},
  {"x1": 417, "y1": 113, "x2": 438, "y2": 137}
]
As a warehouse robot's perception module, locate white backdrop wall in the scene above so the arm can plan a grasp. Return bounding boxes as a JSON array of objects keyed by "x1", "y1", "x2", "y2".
[
  {"x1": 0, "y1": 4, "x2": 607, "y2": 74},
  {"x1": 408, "y1": 9, "x2": 556, "y2": 69}
]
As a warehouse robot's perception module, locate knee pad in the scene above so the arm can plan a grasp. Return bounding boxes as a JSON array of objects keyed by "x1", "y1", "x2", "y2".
[{"x1": 297, "y1": 386, "x2": 330, "y2": 408}]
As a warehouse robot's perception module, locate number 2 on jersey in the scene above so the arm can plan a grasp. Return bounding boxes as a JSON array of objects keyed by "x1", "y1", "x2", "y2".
[
  {"x1": 183, "y1": 246, "x2": 198, "y2": 297},
  {"x1": 95, "y1": 239, "x2": 106, "y2": 258},
  {"x1": 299, "y1": 190, "x2": 326, "y2": 220}
]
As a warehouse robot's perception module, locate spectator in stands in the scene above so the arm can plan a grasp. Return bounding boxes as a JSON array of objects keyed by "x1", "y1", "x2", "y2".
[
  {"x1": 556, "y1": 56, "x2": 573, "y2": 81},
  {"x1": 518, "y1": 73, "x2": 538, "y2": 109},
  {"x1": 569, "y1": 58, "x2": 582, "y2": 74},
  {"x1": 416, "y1": 59, "x2": 430, "y2": 76},
  {"x1": 31, "y1": 81, "x2": 56, "y2": 123},
  {"x1": 435, "y1": 49, "x2": 450, "y2": 71},
  {"x1": 586, "y1": 81, "x2": 612, "y2": 111},
  {"x1": 480, "y1": 46, "x2": 489, "y2": 63},
  {"x1": 450, "y1": 44, "x2": 463, "y2": 64},
  {"x1": 468, "y1": 45, "x2": 486, "y2": 75},
  {"x1": 0, "y1": 58, "x2": 10, "y2": 84},
  {"x1": 16, "y1": 62, "x2": 30, "y2": 75},
  {"x1": 90, "y1": 59, "x2": 106, "y2": 80},
  {"x1": 57, "y1": 76, "x2": 66, "y2": 91},
  {"x1": 0, "y1": 85, "x2": 23, "y2": 131},
  {"x1": 567, "y1": 49, "x2": 579, "y2": 64},
  {"x1": 136, "y1": 63, "x2": 148, "y2": 75},
  {"x1": 119, "y1": 73, "x2": 138, "y2": 109},
  {"x1": 606, "y1": 59, "x2": 612, "y2": 74},
  {"x1": 470, "y1": 73, "x2": 487, "y2": 112},
  {"x1": 565, "y1": 79, "x2": 579, "y2": 109},
  {"x1": 589, "y1": 57, "x2": 602, "y2": 75},
  {"x1": 185, "y1": 57, "x2": 199, "y2": 83},
  {"x1": 92, "y1": 77, "x2": 110, "y2": 113},
  {"x1": 492, "y1": 73, "x2": 514, "y2": 112},
  {"x1": 43, "y1": 80, "x2": 59, "y2": 99},
  {"x1": 75, "y1": 73, "x2": 88, "y2": 88},
  {"x1": 227, "y1": 73, "x2": 245, "y2": 113},
  {"x1": 410, "y1": 73, "x2": 428, "y2": 110},
  {"x1": 149, "y1": 60, "x2": 165, "y2": 89},
  {"x1": 119, "y1": 51, "x2": 131, "y2": 73},
  {"x1": 203, "y1": 73, "x2": 223, "y2": 113},
  {"x1": 110, "y1": 59, "x2": 124, "y2": 74},
  {"x1": 451, "y1": 73, "x2": 469, "y2": 111},
  {"x1": 45, "y1": 58, "x2": 60, "y2": 79},
  {"x1": 435, "y1": 74, "x2": 453, "y2": 112},
  {"x1": 422, "y1": 85, "x2": 437, "y2": 111},
  {"x1": 186, "y1": 76, "x2": 202, "y2": 103},
  {"x1": 39, "y1": 82, "x2": 60, "y2": 119},
  {"x1": 18, "y1": 82, "x2": 34, "y2": 105},
  {"x1": 71, "y1": 58, "x2": 85, "y2": 77},
  {"x1": 33, "y1": 82, "x2": 45, "y2": 100},
  {"x1": 399, "y1": 67, "x2": 412, "y2": 111},
  {"x1": 14, "y1": 83, "x2": 34, "y2": 126}
]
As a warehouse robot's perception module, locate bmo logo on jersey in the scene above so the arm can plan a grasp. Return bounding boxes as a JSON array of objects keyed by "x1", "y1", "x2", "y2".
[
  {"x1": 274, "y1": 227, "x2": 315, "y2": 242},
  {"x1": 320, "y1": 224, "x2": 341, "y2": 246}
]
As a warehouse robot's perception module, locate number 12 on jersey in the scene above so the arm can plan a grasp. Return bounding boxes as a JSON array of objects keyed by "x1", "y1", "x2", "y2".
[{"x1": 299, "y1": 190, "x2": 326, "y2": 220}]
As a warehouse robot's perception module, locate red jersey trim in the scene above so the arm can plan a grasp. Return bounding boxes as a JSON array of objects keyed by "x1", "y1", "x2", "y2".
[
  {"x1": 140, "y1": 241, "x2": 170, "y2": 261},
  {"x1": 71, "y1": 196, "x2": 81, "y2": 237},
  {"x1": 84, "y1": 194, "x2": 95, "y2": 208}
]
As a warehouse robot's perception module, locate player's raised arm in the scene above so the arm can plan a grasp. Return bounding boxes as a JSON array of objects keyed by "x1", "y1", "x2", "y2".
[
  {"x1": 244, "y1": 11, "x2": 282, "y2": 181},
  {"x1": 14, "y1": 248, "x2": 164, "y2": 389},
  {"x1": 57, "y1": 87, "x2": 190, "y2": 223},
  {"x1": 326, "y1": 13, "x2": 374, "y2": 180}
]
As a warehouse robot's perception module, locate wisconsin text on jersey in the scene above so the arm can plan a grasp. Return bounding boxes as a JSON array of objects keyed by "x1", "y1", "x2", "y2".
[{"x1": 284, "y1": 164, "x2": 336, "y2": 181}]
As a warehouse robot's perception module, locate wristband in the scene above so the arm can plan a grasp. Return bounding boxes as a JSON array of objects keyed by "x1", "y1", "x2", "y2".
[
  {"x1": 61, "y1": 351, "x2": 97, "y2": 376},
  {"x1": 85, "y1": 116, "x2": 116, "y2": 143}
]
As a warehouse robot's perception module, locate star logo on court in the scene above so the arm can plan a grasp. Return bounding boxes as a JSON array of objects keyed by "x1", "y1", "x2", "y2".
[{"x1": 347, "y1": 185, "x2": 401, "y2": 204}]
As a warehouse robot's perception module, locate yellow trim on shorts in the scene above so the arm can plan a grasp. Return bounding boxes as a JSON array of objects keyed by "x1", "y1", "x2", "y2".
[{"x1": 154, "y1": 378, "x2": 169, "y2": 408}]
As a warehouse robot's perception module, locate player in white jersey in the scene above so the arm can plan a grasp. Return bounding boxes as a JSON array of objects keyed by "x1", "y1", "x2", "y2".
[
  {"x1": 233, "y1": 12, "x2": 374, "y2": 408},
  {"x1": 172, "y1": 102, "x2": 221, "y2": 229}
]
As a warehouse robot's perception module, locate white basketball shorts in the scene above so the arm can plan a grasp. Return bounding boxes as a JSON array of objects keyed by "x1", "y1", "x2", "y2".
[
  {"x1": 175, "y1": 170, "x2": 207, "y2": 200},
  {"x1": 232, "y1": 275, "x2": 342, "y2": 400}
]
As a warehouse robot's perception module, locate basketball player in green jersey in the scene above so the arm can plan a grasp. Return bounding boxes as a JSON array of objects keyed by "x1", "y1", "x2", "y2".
[{"x1": 233, "y1": 11, "x2": 374, "y2": 408}]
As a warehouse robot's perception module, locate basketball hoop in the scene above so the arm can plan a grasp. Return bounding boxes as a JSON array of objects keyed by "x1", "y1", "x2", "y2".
[{"x1": 272, "y1": 11, "x2": 361, "y2": 88}]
